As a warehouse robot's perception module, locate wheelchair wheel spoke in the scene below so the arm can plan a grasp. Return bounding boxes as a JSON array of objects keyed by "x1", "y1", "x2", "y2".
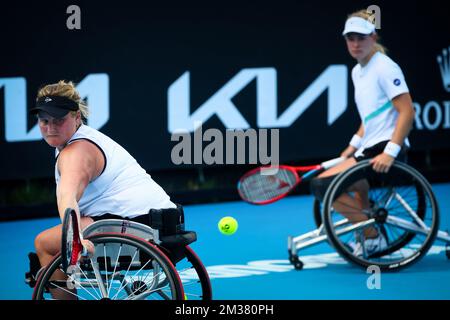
[
  {"x1": 111, "y1": 249, "x2": 173, "y2": 300},
  {"x1": 184, "y1": 292, "x2": 202, "y2": 299},
  {"x1": 107, "y1": 244, "x2": 123, "y2": 297},
  {"x1": 138, "y1": 260, "x2": 159, "y2": 287},
  {"x1": 124, "y1": 277, "x2": 171, "y2": 300},
  {"x1": 90, "y1": 260, "x2": 109, "y2": 298},
  {"x1": 183, "y1": 280, "x2": 201, "y2": 287},
  {"x1": 48, "y1": 281, "x2": 88, "y2": 300},
  {"x1": 72, "y1": 263, "x2": 103, "y2": 300},
  {"x1": 126, "y1": 268, "x2": 167, "y2": 299},
  {"x1": 385, "y1": 224, "x2": 403, "y2": 247},
  {"x1": 111, "y1": 248, "x2": 139, "y2": 300},
  {"x1": 103, "y1": 245, "x2": 109, "y2": 296},
  {"x1": 62, "y1": 269, "x2": 101, "y2": 300}
]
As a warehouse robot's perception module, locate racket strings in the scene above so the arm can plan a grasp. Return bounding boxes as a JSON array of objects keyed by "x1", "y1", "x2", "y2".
[
  {"x1": 63, "y1": 210, "x2": 83, "y2": 269},
  {"x1": 239, "y1": 168, "x2": 298, "y2": 203}
]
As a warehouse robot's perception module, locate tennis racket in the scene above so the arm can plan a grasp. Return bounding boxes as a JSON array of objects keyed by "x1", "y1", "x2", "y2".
[
  {"x1": 61, "y1": 208, "x2": 87, "y2": 273},
  {"x1": 237, "y1": 157, "x2": 345, "y2": 205}
]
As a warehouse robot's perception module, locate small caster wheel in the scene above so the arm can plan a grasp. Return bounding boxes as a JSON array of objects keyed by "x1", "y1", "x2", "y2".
[
  {"x1": 294, "y1": 260, "x2": 304, "y2": 270},
  {"x1": 288, "y1": 251, "x2": 304, "y2": 270}
]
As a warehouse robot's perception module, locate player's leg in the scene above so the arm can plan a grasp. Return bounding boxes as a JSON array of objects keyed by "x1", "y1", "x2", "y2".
[
  {"x1": 314, "y1": 157, "x2": 370, "y2": 223},
  {"x1": 310, "y1": 157, "x2": 357, "y2": 202},
  {"x1": 337, "y1": 179, "x2": 379, "y2": 238},
  {"x1": 34, "y1": 217, "x2": 95, "y2": 267},
  {"x1": 312, "y1": 157, "x2": 377, "y2": 238},
  {"x1": 34, "y1": 217, "x2": 95, "y2": 299}
]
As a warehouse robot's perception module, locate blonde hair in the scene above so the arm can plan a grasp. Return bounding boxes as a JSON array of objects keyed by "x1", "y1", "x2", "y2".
[
  {"x1": 37, "y1": 80, "x2": 89, "y2": 121},
  {"x1": 348, "y1": 9, "x2": 387, "y2": 55}
]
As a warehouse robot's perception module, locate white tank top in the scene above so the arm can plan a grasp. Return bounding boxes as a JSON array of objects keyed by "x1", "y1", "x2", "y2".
[{"x1": 55, "y1": 125, "x2": 176, "y2": 218}]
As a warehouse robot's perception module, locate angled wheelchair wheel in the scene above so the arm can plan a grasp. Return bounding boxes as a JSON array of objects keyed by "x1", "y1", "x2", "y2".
[
  {"x1": 32, "y1": 233, "x2": 184, "y2": 300},
  {"x1": 322, "y1": 160, "x2": 439, "y2": 271},
  {"x1": 159, "y1": 245, "x2": 212, "y2": 300}
]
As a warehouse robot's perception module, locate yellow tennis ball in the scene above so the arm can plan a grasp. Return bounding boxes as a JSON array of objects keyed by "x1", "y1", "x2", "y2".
[{"x1": 218, "y1": 216, "x2": 238, "y2": 235}]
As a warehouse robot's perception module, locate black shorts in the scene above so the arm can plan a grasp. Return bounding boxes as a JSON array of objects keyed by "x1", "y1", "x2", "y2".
[
  {"x1": 310, "y1": 140, "x2": 408, "y2": 201},
  {"x1": 354, "y1": 140, "x2": 408, "y2": 163}
]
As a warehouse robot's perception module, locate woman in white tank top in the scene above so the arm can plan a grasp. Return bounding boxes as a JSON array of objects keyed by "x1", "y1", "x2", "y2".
[
  {"x1": 310, "y1": 10, "x2": 415, "y2": 254},
  {"x1": 30, "y1": 80, "x2": 177, "y2": 270}
]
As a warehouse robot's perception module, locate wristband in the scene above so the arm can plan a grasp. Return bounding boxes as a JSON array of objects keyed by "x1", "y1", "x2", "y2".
[
  {"x1": 349, "y1": 134, "x2": 362, "y2": 149},
  {"x1": 384, "y1": 141, "x2": 401, "y2": 158}
]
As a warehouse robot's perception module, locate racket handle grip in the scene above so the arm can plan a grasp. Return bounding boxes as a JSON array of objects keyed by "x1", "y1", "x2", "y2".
[{"x1": 321, "y1": 157, "x2": 346, "y2": 170}]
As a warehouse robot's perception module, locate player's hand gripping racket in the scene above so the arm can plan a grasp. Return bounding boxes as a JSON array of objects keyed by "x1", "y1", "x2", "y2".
[
  {"x1": 237, "y1": 157, "x2": 345, "y2": 205},
  {"x1": 61, "y1": 208, "x2": 89, "y2": 273}
]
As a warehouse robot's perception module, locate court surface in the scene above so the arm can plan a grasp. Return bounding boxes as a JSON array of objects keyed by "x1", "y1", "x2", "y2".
[{"x1": 1, "y1": 183, "x2": 449, "y2": 300}]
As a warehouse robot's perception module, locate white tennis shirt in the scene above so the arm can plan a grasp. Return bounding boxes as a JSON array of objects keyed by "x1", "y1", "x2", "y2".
[
  {"x1": 352, "y1": 51, "x2": 410, "y2": 157},
  {"x1": 55, "y1": 124, "x2": 176, "y2": 218}
]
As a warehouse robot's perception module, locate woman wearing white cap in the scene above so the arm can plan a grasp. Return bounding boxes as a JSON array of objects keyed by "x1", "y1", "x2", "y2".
[{"x1": 310, "y1": 9, "x2": 415, "y2": 256}]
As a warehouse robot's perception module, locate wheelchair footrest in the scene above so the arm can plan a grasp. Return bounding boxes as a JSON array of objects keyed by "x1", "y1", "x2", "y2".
[{"x1": 160, "y1": 231, "x2": 197, "y2": 248}]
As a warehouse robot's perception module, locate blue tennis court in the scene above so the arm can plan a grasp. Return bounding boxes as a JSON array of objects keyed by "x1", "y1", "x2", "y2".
[{"x1": 1, "y1": 182, "x2": 449, "y2": 300}]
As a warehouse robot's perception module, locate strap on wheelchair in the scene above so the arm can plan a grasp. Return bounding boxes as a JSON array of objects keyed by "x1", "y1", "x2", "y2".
[
  {"x1": 148, "y1": 203, "x2": 185, "y2": 237},
  {"x1": 25, "y1": 252, "x2": 41, "y2": 288}
]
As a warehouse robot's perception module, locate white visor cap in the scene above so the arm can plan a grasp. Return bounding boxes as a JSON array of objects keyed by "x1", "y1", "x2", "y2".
[{"x1": 342, "y1": 17, "x2": 376, "y2": 36}]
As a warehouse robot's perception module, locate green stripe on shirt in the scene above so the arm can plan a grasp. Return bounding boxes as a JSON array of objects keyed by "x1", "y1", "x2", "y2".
[{"x1": 364, "y1": 101, "x2": 393, "y2": 124}]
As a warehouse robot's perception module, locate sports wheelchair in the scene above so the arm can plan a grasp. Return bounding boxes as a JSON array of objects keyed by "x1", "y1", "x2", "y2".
[
  {"x1": 288, "y1": 160, "x2": 450, "y2": 271},
  {"x1": 27, "y1": 207, "x2": 212, "y2": 300}
]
